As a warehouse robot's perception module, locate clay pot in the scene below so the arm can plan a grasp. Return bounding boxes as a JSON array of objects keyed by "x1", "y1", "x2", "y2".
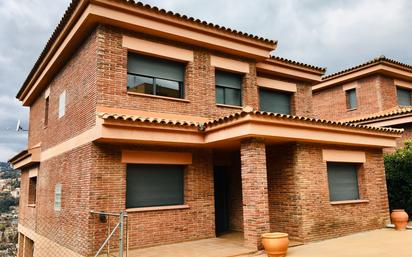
[
  {"x1": 261, "y1": 232, "x2": 289, "y2": 257},
  {"x1": 391, "y1": 209, "x2": 409, "y2": 230}
]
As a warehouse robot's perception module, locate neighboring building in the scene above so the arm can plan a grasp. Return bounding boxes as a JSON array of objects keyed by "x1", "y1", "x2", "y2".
[
  {"x1": 9, "y1": 1, "x2": 401, "y2": 256},
  {"x1": 313, "y1": 56, "x2": 412, "y2": 148}
]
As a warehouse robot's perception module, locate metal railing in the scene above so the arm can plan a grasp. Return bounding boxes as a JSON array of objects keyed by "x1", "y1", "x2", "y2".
[{"x1": 90, "y1": 210, "x2": 128, "y2": 257}]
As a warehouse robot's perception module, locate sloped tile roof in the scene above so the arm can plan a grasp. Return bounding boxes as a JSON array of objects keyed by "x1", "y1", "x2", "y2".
[
  {"x1": 341, "y1": 106, "x2": 412, "y2": 123},
  {"x1": 270, "y1": 56, "x2": 326, "y2": 73},
  {"x1": 99, "y1": 110, "x2": 403, "y2": 134},
  {"x1": 322, "y1": 55, "x2": 412, "y2": 80}
]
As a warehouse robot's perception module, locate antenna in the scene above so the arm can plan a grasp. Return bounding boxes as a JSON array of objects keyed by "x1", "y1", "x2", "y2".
[{"x1": 16, "y1": 119, "x2": 27, "y2": 132}]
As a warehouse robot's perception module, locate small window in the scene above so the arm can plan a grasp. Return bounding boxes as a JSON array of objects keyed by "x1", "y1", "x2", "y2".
[
  {"x1": 58, "y1": 91, "x2": 66, "y2": 118},
  {"x1": 327, "y1": 163, "x2": 359, "y2": 201},
  {"x1": 259, "y1": 88, "x2": 291, "y2": 114},
  {"x1": 127, "y1": 53, "x2": 185, "y2": 99},
  {"x1": 397, "y1": 87, "x2": 411, "y2": 106},
  {"x1": 346, "y1": 89, "x2": 357, "y2": 109},
  {"x1": 215, "y1": 70, "x2": 242, "y2": 106},
  {"x1": 54, "y1": 183, "x2": 62, "y2": 211},
  {"x1": 126, "y1": 164, "x2": 184, "y2": 208},
  {"x1": 44, "y1": 96, "x2": 49, "y2": 126},
  {"x1": 28, "y1": 176, "x2": 37, "y2": 205}
]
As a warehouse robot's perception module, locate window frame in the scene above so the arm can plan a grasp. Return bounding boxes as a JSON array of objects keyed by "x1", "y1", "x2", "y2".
[
  {"x1": 258, "y1": 87, "x2": 292, "y2": 114},
  {"x1": 215, "y1": 70, "x2": 243, "y2": 106},
  {"x1": 28, "y1": 176, "x2": 37, "y2": 206},
  {"x1": 126, "y1": 164, "x2": 185, "y2": 209},
  {"x1": 127, "y1": 72, "x2": 185, "y2": 99},
  {"x1": 345, "y1": 88, "x2": 357, "y2": 110},
  {"x1": 326, "y1": 162, "x2": 360, "y2": 202},
  {"x1": 397, "y1": 87, "x2": 412, "y2": 106}
]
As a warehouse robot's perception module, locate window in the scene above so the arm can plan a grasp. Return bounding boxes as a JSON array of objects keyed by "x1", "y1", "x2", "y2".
[
  {"x1": 54, "y1": 183, "x2": 62, "y2": 211},
  {"x1": 126, "y1": 164, "x2": 184, "y2": 208},
  {"x1": 259, "y1": 88, "x2": 291, "y2": 114},
  {"x1": 345, "y1": 89, "x2": 357, "y2": 109},
  {"x1": 327, "y1": 163, "x2": 359, "y2": 201},
  {"x1": 28, "y1": 176, "x2": 37, "y2": 205},
  {"x1": 58, "y1": 91, "x2": 66, "y2": 118},
  {"x1": 127, "y1": 53, "x2": 185, "y2": 99},
  {"x1": 397, "y1": 87, "x2": 411, "y2": 106},
  {"x1": 215, "y1": 70, "x2": 242, "y2": 106},
  {"x1": 44, "y1": 96, "x2": 49, "y2": 126}
]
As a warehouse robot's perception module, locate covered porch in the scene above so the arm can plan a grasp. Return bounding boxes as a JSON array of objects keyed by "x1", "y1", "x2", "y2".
[{"x1": 92, "y1": 107, "x2": 401, "y2": 252}]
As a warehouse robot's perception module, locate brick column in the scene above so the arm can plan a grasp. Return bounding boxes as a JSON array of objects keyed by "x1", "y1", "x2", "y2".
[{"x1": 240, "y1": 138, "x2": 270, "y2": 249}]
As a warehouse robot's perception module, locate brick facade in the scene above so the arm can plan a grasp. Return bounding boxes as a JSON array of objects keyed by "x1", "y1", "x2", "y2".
[{"x1": 313, "y1": 75, "x2": 397, "y2": 121}]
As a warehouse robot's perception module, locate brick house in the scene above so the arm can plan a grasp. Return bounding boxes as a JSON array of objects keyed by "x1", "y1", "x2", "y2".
[
  {"x1": 313, "y1": 56, "x2": 412, "y2": 148},
  {"x1": 9, "y1": 1, "x2": 402, "y2": 256}
]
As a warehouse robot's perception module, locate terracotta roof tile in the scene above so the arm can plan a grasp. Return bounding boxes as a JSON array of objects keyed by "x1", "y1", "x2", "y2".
[
  {"x1": 270, "y1": 56, "x2": 326, "y2": 73},
  {"x1": 99, "y1": 110, "x2": 403, "y2": 135},
  {"x1": 322, "y1": 55, "x2": 412, "y2": 80},
  {"x1": 341, "y1": 106, "x2": 412, "y2": 123}
]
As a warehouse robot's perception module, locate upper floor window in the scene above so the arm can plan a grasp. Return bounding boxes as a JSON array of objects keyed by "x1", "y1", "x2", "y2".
[
  {"x1": 127, "y1": 53, "x2": 185, "y2": 99},
  {"x1": 215, "y1": 70, "x2": 242, "y2": 106},
  {"x1": 259, "y1": 88, "x2": 291, "y2": 114},
  {"x1": 28, "y1": 176, "x2": 37, "y2": 205},
  {"x1": 58, "y1": 90, "x2": 66, "y2": 118},
  {"x1": 44, "y1": 96, "x2": 49, "y2": 126},
  {"x1": 397, "y1": 87, "x2": 411, "y2": 106},
  {"x1": 327, "y1": 162, "x2": 359, "y2": 202},
  {"x1": 345, "y1": 88, "x2": 357, "y2": 110},
  {"x1": 54, "y1": 183, "x2": 62, "y2": 211}
]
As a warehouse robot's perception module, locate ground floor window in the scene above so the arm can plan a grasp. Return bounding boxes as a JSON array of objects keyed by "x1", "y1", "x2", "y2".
[
  {"x1": 327, "y1": 162, "x2": 360, "y2": 201},
  {"x1": 126, "y1": 164, "x2": 184, "y2": 208}
]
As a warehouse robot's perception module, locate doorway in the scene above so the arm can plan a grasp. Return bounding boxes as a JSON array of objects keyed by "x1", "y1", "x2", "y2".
[{"x1": 214, "y1": 166, "x2": 229, "y2": 235}]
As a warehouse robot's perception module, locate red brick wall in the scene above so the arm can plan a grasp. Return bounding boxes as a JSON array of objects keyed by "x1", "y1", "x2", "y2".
[
  {"x1": 89, "y1": 143, "x2": 215, "y2": 250},
  {"x1": 28, "y1": 29, "x2": 98, "y2": 150},
  {"x1": 313, "y1": 75, "x2": 397, "y2": 121}
]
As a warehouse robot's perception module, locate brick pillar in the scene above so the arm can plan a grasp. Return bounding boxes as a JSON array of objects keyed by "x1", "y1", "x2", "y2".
[{"x1": 240, "y1": 138, "x2": 270, "y2": 249}]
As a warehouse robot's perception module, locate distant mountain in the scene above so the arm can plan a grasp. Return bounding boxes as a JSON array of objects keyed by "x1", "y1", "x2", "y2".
[{"x1": 0, "y1": 162, "x2": 12, "y2": 172}]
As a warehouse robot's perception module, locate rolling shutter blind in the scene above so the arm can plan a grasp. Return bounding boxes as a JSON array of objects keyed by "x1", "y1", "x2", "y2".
[
  {"x1": 327, "y1": 163, "x2": 359, "y2": 201},
  {"x1": 346, "y1": 89, "x2": 357, "y2": 109},
  {"x1": 128, "y1": 53, "x2": 185, "y2": 82},
  {"x1": 215, "y1": 70, "x2": 242, "y2": 89},
  {"x1": 259, "y1": 88, "x2": 291, "y2": 114},
  {"x1": 397, "y1": 88, "x2": 411, "y2": 106},
  {"x1": 126, "y1": 164, "x2": 184, "y2": 208}
]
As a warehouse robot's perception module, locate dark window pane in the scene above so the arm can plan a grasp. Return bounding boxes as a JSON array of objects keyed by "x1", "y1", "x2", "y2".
[
  {"x1": 327, "y1": 163, "x2": 359, "y2": 201},
  {"x1": 127, "y1": 74, "x2": 154, "y2": 94},
  {"x1": 155, "y1": 78, "x2": 182, "y2": 98},
  {"x1": 224, "y1": 88, "x2": 241, "y2": 106},
  {"x1": 259, "y1": 88, "x2": 291, "y2": 114},
  {"x1": 126, "y1": 164, "x2": 184, "y2": 208},
  {"x1": 128, "y1": 53, "x2": 185, "y2": 82},
  {"x1": 346, "y1": 89, "x2": 357, "y2": 109},
  {"x1": 215, "y1": 70, "x2": 242, "y2": 89},
  {"x1": 216, "y1": 86, "x2": 224, "y2": 104},
  {"x1": 397, "y1": 88, "x2": 411, "y2": 106}
]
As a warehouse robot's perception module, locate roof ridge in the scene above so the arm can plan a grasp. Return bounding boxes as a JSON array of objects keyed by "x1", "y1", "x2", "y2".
[
  {"x1": 270, "y1": 55, "x2": 326, "y2": 72},
  {"x1": 322, "y1": 55, "x2": 412, "y2": 80}
]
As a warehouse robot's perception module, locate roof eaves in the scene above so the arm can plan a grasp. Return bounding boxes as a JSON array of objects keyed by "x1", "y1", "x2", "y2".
[{"x1": 269, "y1": 56, "x2": 326, "y2": 74}]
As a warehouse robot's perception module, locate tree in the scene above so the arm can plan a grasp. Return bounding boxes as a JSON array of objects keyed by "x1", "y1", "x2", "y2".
[{"x1": 384, "y1": 140, "x2": 412, "y2": 217}]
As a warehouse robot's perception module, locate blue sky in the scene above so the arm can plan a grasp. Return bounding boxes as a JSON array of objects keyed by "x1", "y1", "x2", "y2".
[{"x1": 0, "y1": 0, "x2": 411, "y2": 161}]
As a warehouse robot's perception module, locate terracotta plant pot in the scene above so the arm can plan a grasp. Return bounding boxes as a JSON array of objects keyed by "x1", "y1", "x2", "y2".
[
  {"x1": 391, "y1": 209, "x2": 409, "y2": 230},
  {"x1": 261, "y1": 232, "x2": 289, "y2": 257}
]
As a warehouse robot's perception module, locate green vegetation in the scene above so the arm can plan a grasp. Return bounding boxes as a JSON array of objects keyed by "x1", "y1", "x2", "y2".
[
  {"x1": 384, "y1": 140, "x2": 412, "y2": 217},
  {"x1": 0, "y1": 194, "x2": 18, "y2": 213}
]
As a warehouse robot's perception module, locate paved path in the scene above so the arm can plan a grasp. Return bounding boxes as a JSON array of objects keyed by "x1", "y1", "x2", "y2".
[{"x1": 257, "y1": 229, "x2": 412, "y2": 257}]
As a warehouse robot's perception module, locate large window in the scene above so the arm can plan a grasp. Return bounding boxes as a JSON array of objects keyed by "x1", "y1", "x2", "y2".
[
  {"x1": 127, "y1": 53, "x2": 185, "y2": 99},
  {"x1": 215, "y1": 70, "x2": 242, "y2": 106},
  {"x1": 327, "y1": 163, "x2": 360, "y2": 201},
  {"x1": 126, "y1": 164, "x2": 184, "y2": 208},
  {"x1": 345, "y1": 88, "x2": 357, "y2": 110},
  {"x1": 397, "y1": 87, "x2": 411, "y2": 106},
  {"x1": 259, "y1": 88, "x2": 291, "y2": 114}
]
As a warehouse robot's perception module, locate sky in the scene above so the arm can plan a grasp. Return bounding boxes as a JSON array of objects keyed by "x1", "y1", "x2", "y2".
[{"x1": 0, "y1": 0, "x2": 412, "y2": 161}]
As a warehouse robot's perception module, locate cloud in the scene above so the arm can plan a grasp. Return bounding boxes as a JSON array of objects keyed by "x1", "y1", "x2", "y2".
[{"x1": 0, "y1": 0, "x2": 411, "y2": 161}]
